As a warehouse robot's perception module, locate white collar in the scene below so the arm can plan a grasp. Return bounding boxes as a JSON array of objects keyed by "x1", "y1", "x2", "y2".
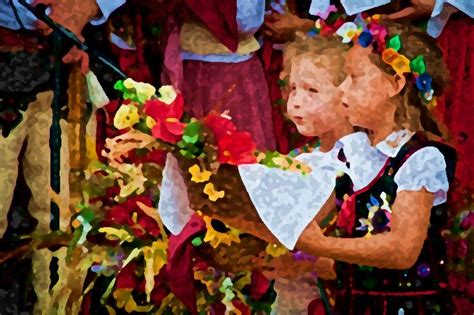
[
  {"x1": 375, "y1": 129, "x2": 415, "y2": 158},
  {"x1": 337, "y1": 131, "x2": 374, "y2": 162}
]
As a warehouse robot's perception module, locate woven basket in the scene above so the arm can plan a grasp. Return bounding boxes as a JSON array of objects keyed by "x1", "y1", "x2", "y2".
[
  {"x1": 175, "y1": 154, "x2": 271, "y2": 235},
  {"x1": 175, "y1": 154, "x2": 274, "y2": 269}
]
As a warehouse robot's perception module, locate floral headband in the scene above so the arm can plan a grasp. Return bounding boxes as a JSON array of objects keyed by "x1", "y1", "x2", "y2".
[{"x1": 332, "y1": 14, "x2": 437, "y2": 109}]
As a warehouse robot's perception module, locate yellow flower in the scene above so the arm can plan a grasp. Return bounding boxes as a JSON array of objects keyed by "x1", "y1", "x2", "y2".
[
  {"x1": 113, "y1": 104, "x2": 140, "y2": 130},
  {"x1": 158, "y1": 85, "x2": 178, "y2": 105},
  {"x1": 391, "y1": 55, "x2": 411, "y2": 74},
  {"x1": 115, "y1": 163, "x2": 147, "y2": 198},
  {"x1": 123, "y1": 78, "x2": 137, "y2": 89},
  {"x1": 203, "y1": 215, "x2": 240, "y2": 248},
  {"x1": 272, "y1": 156, "x2": 290, "y2": 169},
  {"x1": 382, "y1": 49, "x2": 411, "y2": 74},
  {"x1": 123, "y1": 78, "x2": 156, "y2": 103},
  {"x1": 135, "y1": 82, "x2": 156, "y2": 103},
  {"x1": 98, "y1": 227, "x2": 134, "y2": 243},
  {"x1": 143, "y1": 240, "x2": 167, "y2": 302},
  {"x1": 145, "y1": 116, "x2": 157, "y2": 128},
  {"x1": 265, "y1": 243, "x2": 288, "y2": 258},
  {"x1": 189, "y1": 164, "x2": 212, "y2": 183},
  {"x1": 204, "y1": 183, "x2": 225, "y2": 202}
]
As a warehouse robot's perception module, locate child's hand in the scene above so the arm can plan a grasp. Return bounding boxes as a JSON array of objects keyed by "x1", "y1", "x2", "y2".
[
  {"x1": 63, "y1": 46, "x2": 90, "y2": 74},
  {"x1": 262, "y1": 253, "x2": 316, "y2": 280},
  {"x1": 263, "y1": 12, "x2": 313, "y2": 42},
  {"x1": 314, "y1": 257, "x2": 336, "y2": 280},
  {"x1": 387, "y1": 0, "x2": 442, "y2": 20},
  {"x1": 33, "y1": 0, "x2": 99, "y2": 39}
]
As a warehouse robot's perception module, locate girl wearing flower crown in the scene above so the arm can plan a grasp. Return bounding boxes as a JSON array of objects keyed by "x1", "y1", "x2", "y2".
[
  {"x1": 293, "y1": 19, "x2": 457, "y2": 314},
  {"x1": 159, "y1": 30, "x2": 392, "y2": 313}
]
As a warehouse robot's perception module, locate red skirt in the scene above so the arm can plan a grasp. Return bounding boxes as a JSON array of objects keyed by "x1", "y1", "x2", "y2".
[{"x1": 182, "y1": 55, "x2": 276, "y2": 151}]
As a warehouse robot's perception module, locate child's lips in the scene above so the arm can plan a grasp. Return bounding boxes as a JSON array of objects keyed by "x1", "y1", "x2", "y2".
[{"x1": 293, "y1": 116, "x2": 304, "y2": 124}]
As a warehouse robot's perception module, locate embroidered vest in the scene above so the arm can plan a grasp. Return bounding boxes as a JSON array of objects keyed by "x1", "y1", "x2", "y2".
[{"x1": 326, "y1": 133, "x2": 456, "y2": 313}]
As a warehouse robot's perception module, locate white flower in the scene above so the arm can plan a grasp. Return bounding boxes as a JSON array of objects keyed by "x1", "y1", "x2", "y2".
[
  {"x1": 336, "y1": 22, "x2": 359, "y2": 43},
  {"x1": 158, "y1": 85, "x2": 177, "y2": 105},
  {"x1": 424, "y1": 89, "x2": 434, "y2": 101}
]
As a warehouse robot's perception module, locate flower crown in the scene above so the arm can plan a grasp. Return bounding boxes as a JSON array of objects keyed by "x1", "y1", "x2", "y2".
[{"x1": 332, "y1": 14, "x2": 437, "y2": 109}]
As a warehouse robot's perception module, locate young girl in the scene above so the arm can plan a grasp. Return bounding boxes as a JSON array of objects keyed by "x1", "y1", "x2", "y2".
[
  {"x1": 295, "y1": 20, "x2": 456, "y2": 314},
  {"x1": 159, "y1": 34, "x2": 385, "y2": 314}
]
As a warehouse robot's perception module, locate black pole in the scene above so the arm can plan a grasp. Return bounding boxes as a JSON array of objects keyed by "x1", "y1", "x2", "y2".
[
  {"x1": 48, "y1": 31, "x2": 62, "y2": 289},
  {"x1": 17, "y1": 0, "x2": 127, "y2": 79}
]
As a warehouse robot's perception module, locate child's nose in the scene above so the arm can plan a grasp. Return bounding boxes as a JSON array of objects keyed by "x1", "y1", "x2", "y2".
[{"x1": 339, "y1": 75, "x2": 352, "y2": 93}]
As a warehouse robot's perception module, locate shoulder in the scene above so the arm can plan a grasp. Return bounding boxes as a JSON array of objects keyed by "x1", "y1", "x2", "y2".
[{"x1": 395, "y1": 146, "x2": 450, "y2": 206}]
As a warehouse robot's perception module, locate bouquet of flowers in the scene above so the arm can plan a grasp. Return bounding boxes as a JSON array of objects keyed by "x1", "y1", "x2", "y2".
[{"x1": 66, "y1": 78, "x2": 311, "y2": 314}]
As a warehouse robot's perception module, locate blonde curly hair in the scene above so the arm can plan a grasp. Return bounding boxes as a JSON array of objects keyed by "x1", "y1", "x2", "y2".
[{"x1": 281, "y1": 34, "x2": 349, "y2": 91}]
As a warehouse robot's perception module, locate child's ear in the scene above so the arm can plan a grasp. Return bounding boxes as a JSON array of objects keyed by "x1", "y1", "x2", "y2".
[{"x1": 387, "y1": 74, "x2": 406, "y2": 97}]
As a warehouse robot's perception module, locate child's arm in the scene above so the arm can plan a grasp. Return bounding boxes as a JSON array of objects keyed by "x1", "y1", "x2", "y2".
[
  {"x1": 314, "y1": 191, "x2": 336, "y2": 224},
  {"x1": 297, "y1": 189, "x2": 434, "y2": 269}
]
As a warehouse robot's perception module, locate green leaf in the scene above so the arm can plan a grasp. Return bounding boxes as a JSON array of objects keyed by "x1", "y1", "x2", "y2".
[
  {"x1": 410, "y1": 55, "x2": 426, "y2": 74},
  {"x1": 114, "y1": 80, "x2": 125, "y2": 92},
  {"x1": 387, "y1": 35, "x2": 401, "y2": 52},
  {"x1": 191, "y1": 236, "x2": 203, "y2": 246},
  {"x1": 79, "y1": 207, "x2": 95, "y2": 223},
  {"x1": 183, "y1": 134, "x2": 199, "y2": 144}
]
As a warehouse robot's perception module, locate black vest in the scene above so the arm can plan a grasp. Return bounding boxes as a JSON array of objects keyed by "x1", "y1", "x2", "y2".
[{"x1": 324, "y1": 133, "x2": 457, "y2": 314}]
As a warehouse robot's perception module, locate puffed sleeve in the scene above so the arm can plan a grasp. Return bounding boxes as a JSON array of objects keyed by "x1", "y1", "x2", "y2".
[
  {"x1": 428, "y1": 0, "x2": 474, "y2": 38},
  {"x1": 157, "y1": 153, "x2": 194, "y2": 235},
  {"x1": 236, "y1": 0, "x2": 265, "y2": 34},
  {"x1": 238, "y1": 152, "x2": 341, "y2": 250},
  {"x1": 90, "y1": 0, "x2": 126, "y2": 25},
  {"x1": 339, "y1": 0, "x2": 391, "y2": 16},
  {"x1": 394, "y1": 147, "x2": 449, "y2": 206}
]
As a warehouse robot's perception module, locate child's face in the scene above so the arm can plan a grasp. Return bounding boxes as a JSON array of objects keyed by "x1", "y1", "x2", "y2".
[
  {"x1": 287, "y1": 55, "x2": 345, "y2": 137},
  {"x1": 340, "y1": 45, "x2": 404, "y2": 129}
]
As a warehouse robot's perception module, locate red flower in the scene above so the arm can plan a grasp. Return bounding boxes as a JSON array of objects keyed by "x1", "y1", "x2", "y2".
[
  {"x1": 203, "y1": 112, "x2": 237, "y2": 139},
  {"x1": 203, "y1": 112, "x2": 257, "y2": 165},
  {"x1": 104, "y1": 196, "x2": 160, "y2": 238},
  {"x1": 144, "y1": 95, "x2": 185, "y2": 143},
  {"x1": 151, "y1": 118, "x2": 186, "y2": 144},
  {"x1": 117, "y1": 262, "x2": 140, "y2": 289},
  {"x1": 250, "y1": 271, "x2": 270, "y2": 300},
  {"x1": 217, "y1": 132, "x2": 257, "y2": 165},
  {"x1": 144, "y1": 95, "x2": 184, "y2": 120}
]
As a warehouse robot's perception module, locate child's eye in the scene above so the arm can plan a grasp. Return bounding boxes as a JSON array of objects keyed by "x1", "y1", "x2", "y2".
[{"x1": 309, "y1": 88, "x2": 318, "y2": 93}]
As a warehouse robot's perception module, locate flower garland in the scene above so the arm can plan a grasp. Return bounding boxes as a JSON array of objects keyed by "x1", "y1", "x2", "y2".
[{"x1": 335, "y1": 14, "x2": 438, "y2": 109}]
